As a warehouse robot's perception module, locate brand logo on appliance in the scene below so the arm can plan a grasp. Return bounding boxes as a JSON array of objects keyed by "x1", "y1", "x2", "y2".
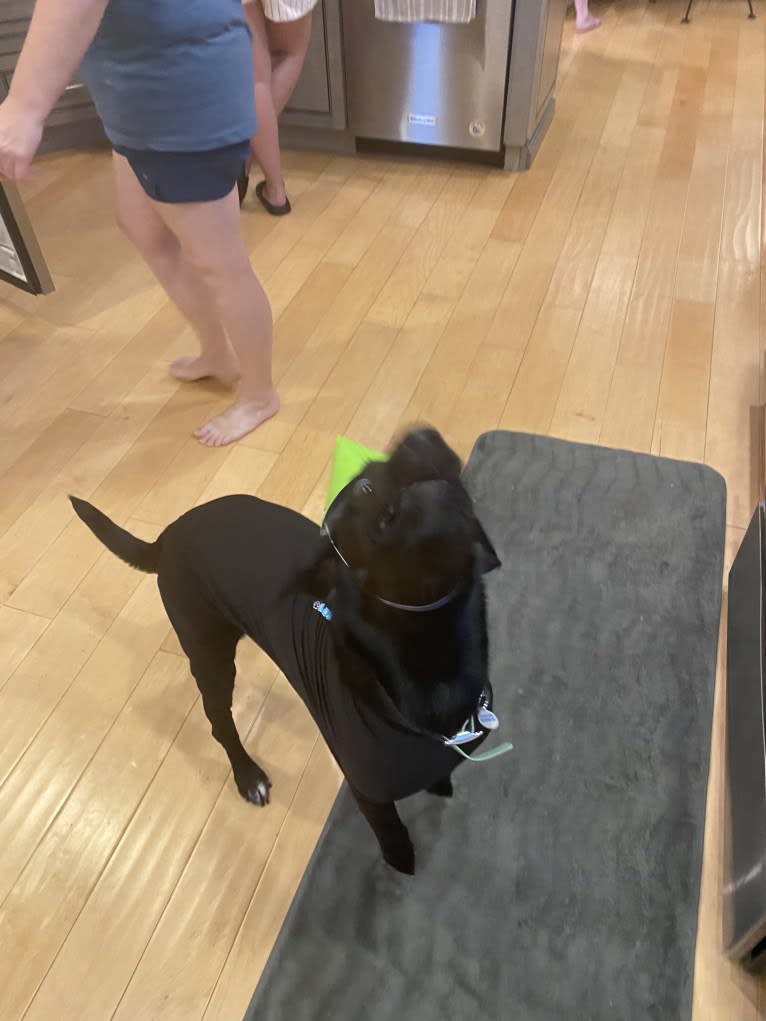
[
  {"x1": 469, "y1": 120, "x2": 487, "y2": 138},
  {"x1": 408, "y1": 113, "x2": 437, "y2": 128}
]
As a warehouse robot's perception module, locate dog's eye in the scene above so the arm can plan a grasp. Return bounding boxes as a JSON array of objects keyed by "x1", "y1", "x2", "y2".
[{"x1": 375, "y1": 505, "x2": 396, "y2": 535}]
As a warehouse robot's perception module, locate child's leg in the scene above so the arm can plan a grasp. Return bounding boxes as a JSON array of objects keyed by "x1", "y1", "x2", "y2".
[
  {"x1": 244, "y1": 1, "x2": 288, "y2": 208},
  {"x1": 266, "y1": 12, "x2": 314, "y2": 114},
  {"x1": 573, "y1": 1, "x2": 600, "y2": 32}
]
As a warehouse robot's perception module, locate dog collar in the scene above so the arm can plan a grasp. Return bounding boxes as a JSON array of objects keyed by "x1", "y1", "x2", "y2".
[
  {"x1": 372, "y1": 587, "x2": 461, "y2": 613},
  {"x1": 320, "y1": 517, "x2": 461, "y2": 613}
]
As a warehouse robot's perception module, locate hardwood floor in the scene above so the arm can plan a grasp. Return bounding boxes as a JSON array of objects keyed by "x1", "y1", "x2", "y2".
[{"x1": 1, "y1": 2, "x2": 765, "y2": 1017}]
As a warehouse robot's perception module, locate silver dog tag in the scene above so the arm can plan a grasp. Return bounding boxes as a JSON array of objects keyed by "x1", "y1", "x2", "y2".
[
  {"x1": 477, "y1": 707, "x2": 499, "y2": 730},
  {"x1": 444, "y1": 730, "x2": 480, "y2": 747}
]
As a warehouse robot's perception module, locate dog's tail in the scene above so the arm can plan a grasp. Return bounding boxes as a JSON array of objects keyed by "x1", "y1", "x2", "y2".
[{"x1": 69, "y1": 496, "x2": 161, "y2": 574}]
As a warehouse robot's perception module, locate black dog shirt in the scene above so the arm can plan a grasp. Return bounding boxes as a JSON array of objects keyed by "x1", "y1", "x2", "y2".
[{"x1": 155, "y1": 495, "x2": 480, "y2": 804}]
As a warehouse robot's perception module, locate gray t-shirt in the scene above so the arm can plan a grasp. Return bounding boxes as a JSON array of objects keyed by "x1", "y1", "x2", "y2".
[{"x1": 80, "y1": 0, "x2": 256, "y2": 151}]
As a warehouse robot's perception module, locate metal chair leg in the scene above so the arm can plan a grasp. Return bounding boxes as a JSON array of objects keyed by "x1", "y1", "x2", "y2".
[
  {"x1": 675, "y1": 0, "x2": 755, "y2": 26},
  {"x1": 681, "y1": 0, "x2": 756, "y2": 24}
]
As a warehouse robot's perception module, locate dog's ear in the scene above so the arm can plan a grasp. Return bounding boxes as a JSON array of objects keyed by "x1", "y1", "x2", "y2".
[
  {"x1": 474, "y1": 519, "x2": 501, "y2": 574},
  {"x1": 393, "y1": 426, "x2": 463, "y2": 483}
]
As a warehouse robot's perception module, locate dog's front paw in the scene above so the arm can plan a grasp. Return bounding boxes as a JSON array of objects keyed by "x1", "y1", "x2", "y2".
[
  {"x1": 235, "y1": 763, "x2": 272, "y2": 806},
  {"x1": 383, "y1": 832, "x2": 415, "y2": 876}
]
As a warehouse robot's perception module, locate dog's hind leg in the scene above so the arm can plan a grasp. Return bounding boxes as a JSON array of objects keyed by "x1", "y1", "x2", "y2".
[{"x1": 349, "y1": 786, "x2": 415, "y2": 875}]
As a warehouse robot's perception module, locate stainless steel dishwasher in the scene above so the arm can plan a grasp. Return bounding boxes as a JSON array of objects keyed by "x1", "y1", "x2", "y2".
[{"x1": 340, "y1": 0, "x2": 514, "y2": 156}]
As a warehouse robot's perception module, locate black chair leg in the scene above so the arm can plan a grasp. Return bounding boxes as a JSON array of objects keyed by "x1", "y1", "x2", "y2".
[{"x1": 679, "y1": 0, "x2": 754, "y2": 26}]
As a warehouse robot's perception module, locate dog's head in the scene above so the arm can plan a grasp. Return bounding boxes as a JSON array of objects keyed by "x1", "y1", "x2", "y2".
[{"x1": 320, "y1": 427, "x2": 500, "y2": 608}]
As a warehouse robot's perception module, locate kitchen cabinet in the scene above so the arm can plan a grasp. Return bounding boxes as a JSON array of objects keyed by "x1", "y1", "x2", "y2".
[
  {"x1": 281, "y1": 0, "x2": 567, "y2": 171},
  {"x1": 1, "y1": 1, "x2": 344, "y2": 152},
  {"x1": 0, "y1": 1, "x2": 104, "y2": 152},
  {"x1": 504, "y1": 0, "x2": 568, "y2": 169},
  {"x1": 1, "y1": 0, "x2": 566, "y2": 173}
]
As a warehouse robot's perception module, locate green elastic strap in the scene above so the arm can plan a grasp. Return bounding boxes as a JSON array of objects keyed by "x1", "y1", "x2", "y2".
[{"x1": 452, "y1": 739, "x2": 514, "y2": 763}]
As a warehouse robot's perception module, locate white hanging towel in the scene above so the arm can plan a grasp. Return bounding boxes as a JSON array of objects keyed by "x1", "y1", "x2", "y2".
[{"x1": 373, "y1": 0, "x2": 477, "y2": 24}]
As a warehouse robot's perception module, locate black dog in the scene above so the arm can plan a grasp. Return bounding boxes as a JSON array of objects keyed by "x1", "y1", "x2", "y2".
[{"x1": 71, "y1": 427, "x2": 500, "y2": 874}]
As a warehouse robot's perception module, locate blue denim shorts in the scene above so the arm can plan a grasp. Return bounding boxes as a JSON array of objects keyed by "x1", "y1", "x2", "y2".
[{"x1": 114, "y1": 140, "x2": 250, "y2": 204}]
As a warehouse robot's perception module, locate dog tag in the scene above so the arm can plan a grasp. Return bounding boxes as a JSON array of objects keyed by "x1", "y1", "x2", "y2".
[
  {"x1": 312, "y1": 600, "x2": 333, "y2": 621},
  {"x1": 444, "y1": 730, "x2": 480, "y2": 747},
  {"x1": 477, "y1": 707, "x2": 499, "y2": 730}
]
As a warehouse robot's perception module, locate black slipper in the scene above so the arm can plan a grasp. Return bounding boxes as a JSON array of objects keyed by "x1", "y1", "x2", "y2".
[
  {"x1": 255, "y1": 180, "x2": 291, "y2": 216},
  {"x1": 237, "y1": 171, "x2": 250, "y2": 206}
]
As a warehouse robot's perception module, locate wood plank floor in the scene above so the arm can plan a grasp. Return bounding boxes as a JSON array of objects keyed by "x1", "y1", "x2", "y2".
[{"x1": 1, "y1": 2, "x2": 765, "y2": 1017}]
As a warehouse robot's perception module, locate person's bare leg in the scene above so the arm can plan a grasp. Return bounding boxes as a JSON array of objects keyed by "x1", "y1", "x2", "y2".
[
  {"x1": 155, "y1": 186, "x2": 279, "y2": 446},
  {"x1": 573, "y1": 0, "x2": 600, "y2": 32},
  {"x1": 244, "y1": 1, "x2": 287, "y2": 208},
  {"x1": 266, "y1": 12, "x2": 313, "y2": 114},
  {"x1": 112, "y1": 153, "x2": 239, "y2": 384}
]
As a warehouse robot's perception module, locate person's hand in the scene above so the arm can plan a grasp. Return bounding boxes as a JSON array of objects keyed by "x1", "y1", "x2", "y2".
[{"x1": 0, "y1": 96, "x2": 44, "y2": 181}]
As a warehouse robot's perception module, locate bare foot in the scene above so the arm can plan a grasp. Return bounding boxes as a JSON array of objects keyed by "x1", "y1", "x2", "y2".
[
  {"x1": 171, "y1": 353, "x2": 240, "y2": 385},
  {"x1": 194, "y1": 389, "x2": 280, "y2": 447},
  {"x1": 576, "y1": 13, "x2": 600, "y2": 32}
]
